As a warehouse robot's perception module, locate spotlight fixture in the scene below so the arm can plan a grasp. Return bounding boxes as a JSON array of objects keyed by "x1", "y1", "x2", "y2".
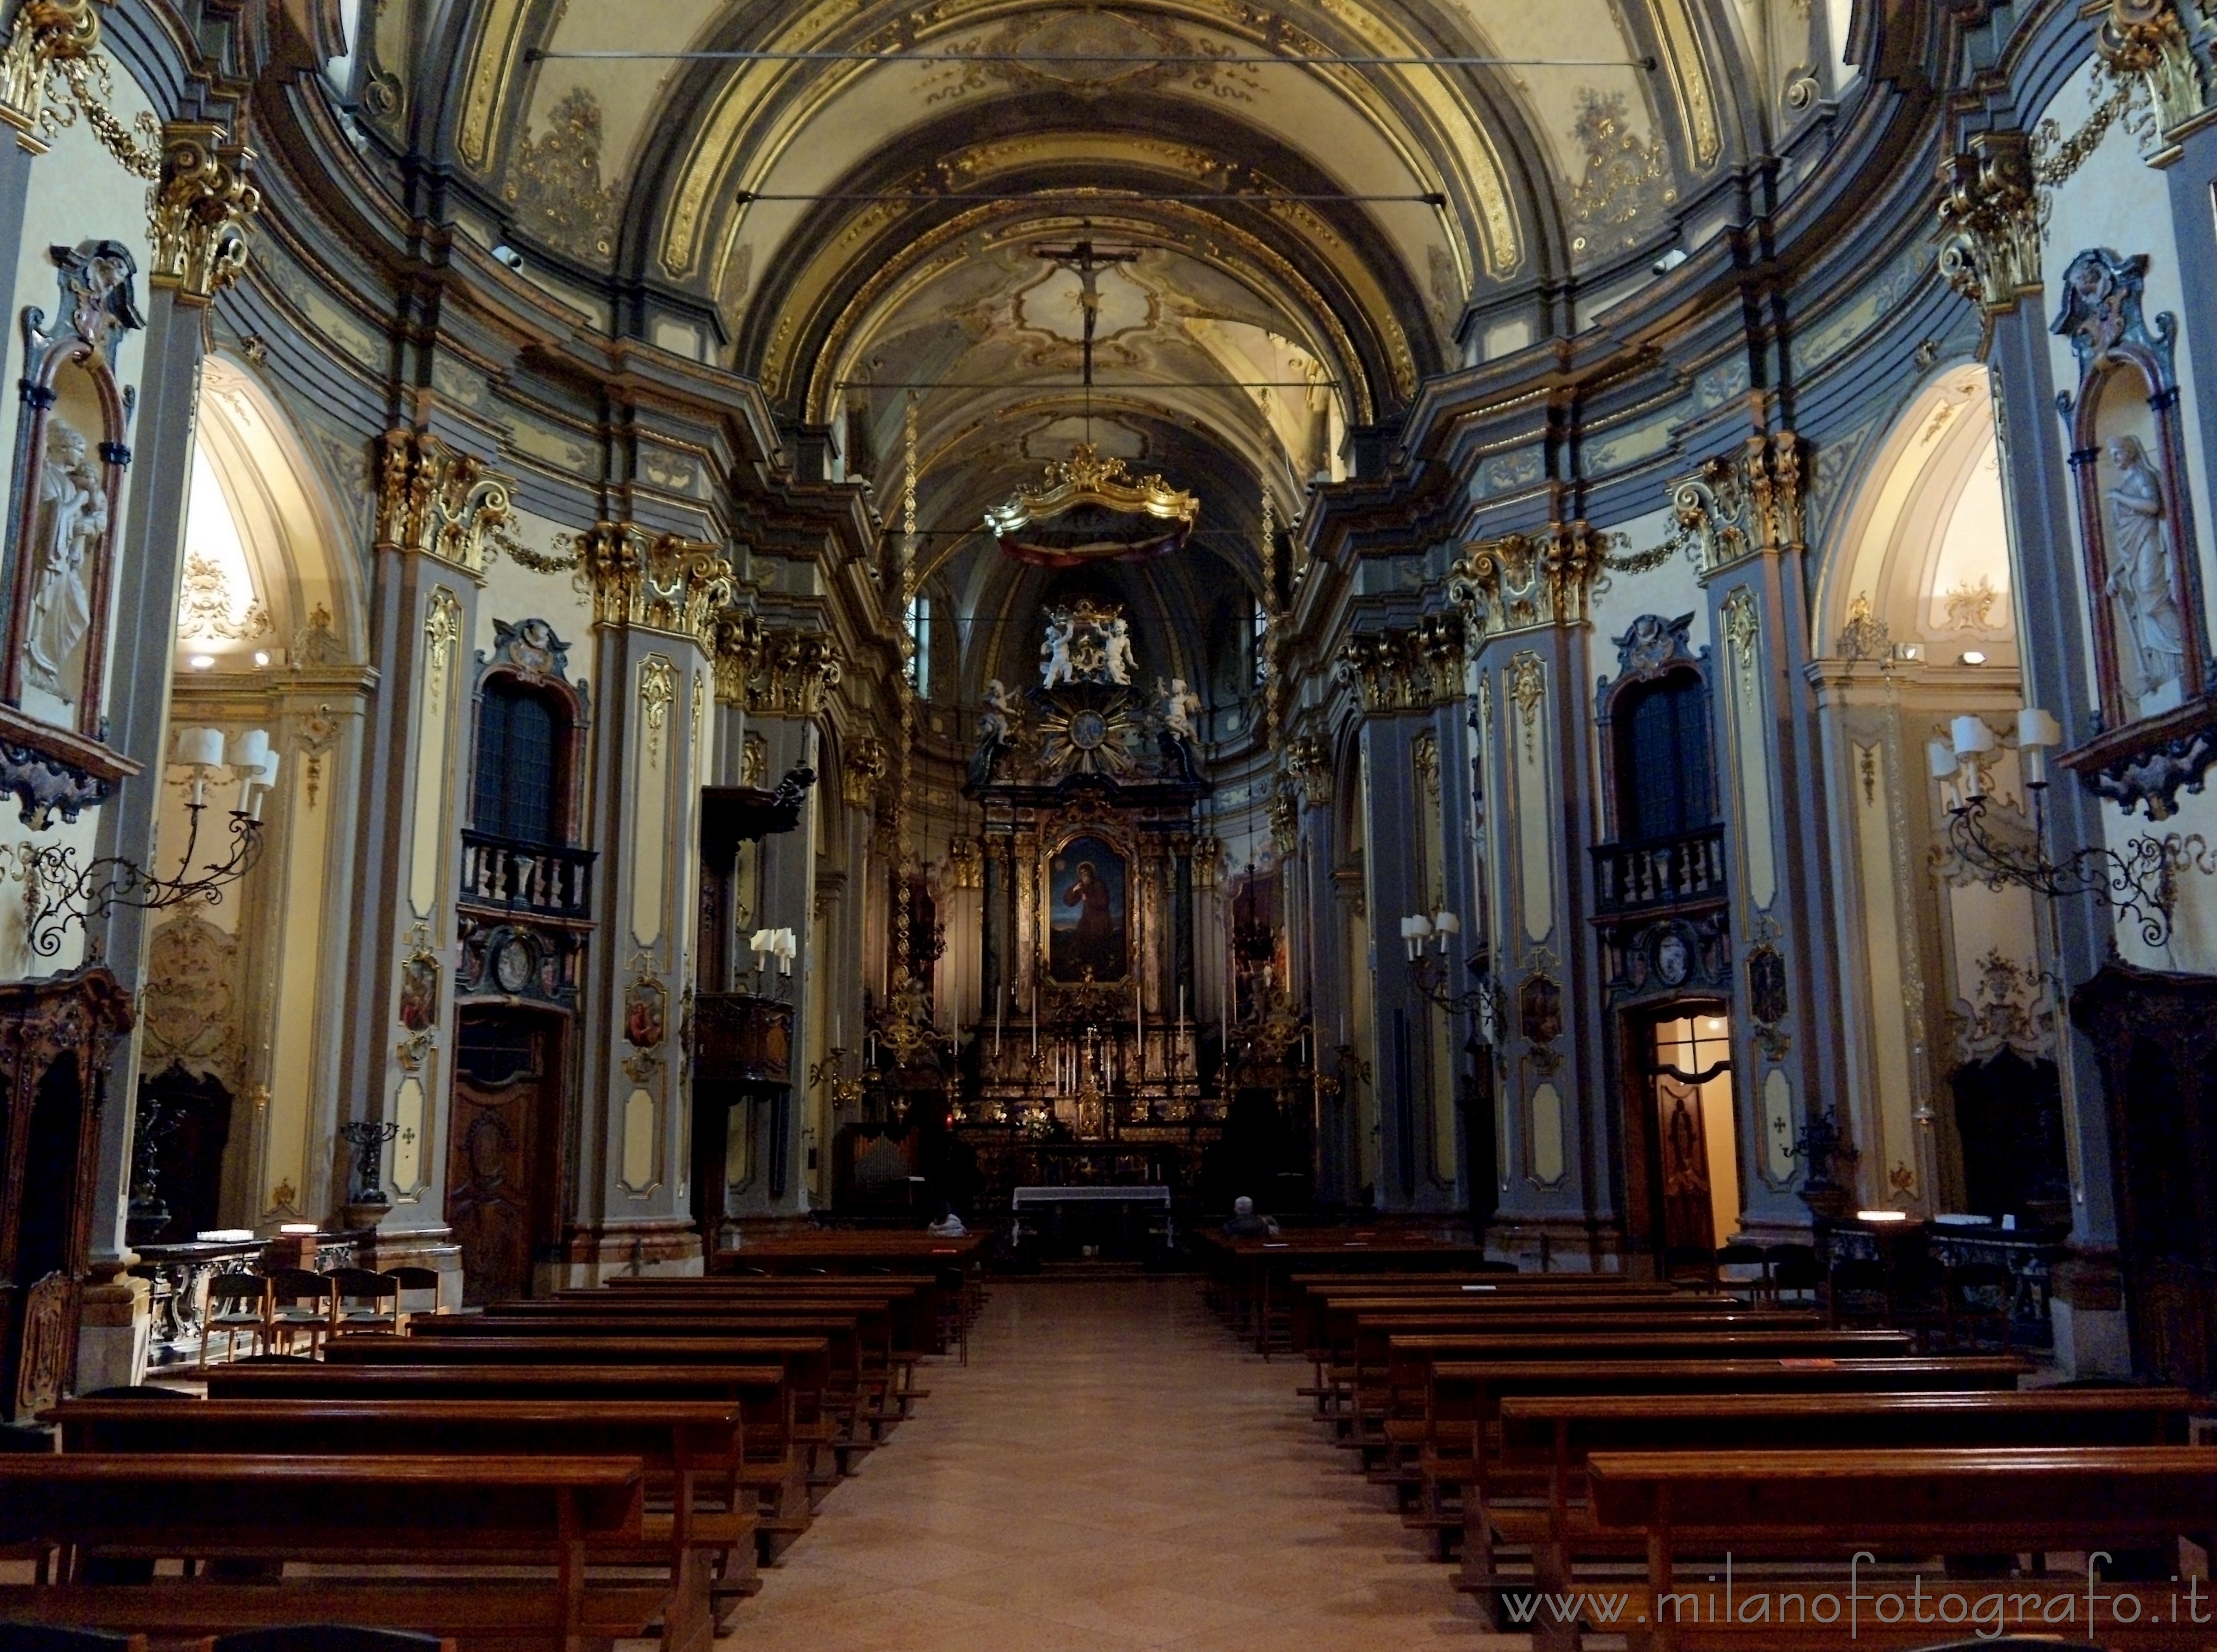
[{"x1": 491, "y1": 243, "x2": 526, "y2": 273}]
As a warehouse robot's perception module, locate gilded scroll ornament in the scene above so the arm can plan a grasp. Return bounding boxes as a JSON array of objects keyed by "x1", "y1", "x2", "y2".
[
  {"x1": 0, "y1": 0, "x2": 97, "y2": 141},
  {"x1": 843, "y1": 737, "x2": 888, "y2": 809},
  {"x1": 581, "y1": 524, "x2": 733, "y2": 643},
  {"x1": 1506, "y1": 652, "x2": 1545, "y2": 761},
  {"x1": 638, "y1": 655, "x2": 675, "y2": 764},
  {"x1": 1936, "y1": 132, "x2": 2043, "y2": 316},
  {"x1": 1333, "y1": 616, "x2": 1464, "y2": 713},
  {"x1": 2099, "y1": 0, "x2": 2215, "y2": 154},
  {"x1": 503, "y1": 86, "x2": 619, "y2": 262},
  {"x1": 1671, "y1": 433, "x2": 1805, "y2": 578},
  {"x1": 1448, "y1": 525, "x2": 1605, "y2": 639},
  {"x1": 740, "y1": 628, "x2": 843, "y2": 716},
  {"x1": 376, "y1": 430, "x2": 514, "y2": 579},
  {"x1": 1567, "y1": 90, "x2": 1676, "y2": 267},
  {"x1": 149, "y1": 124, "x2": 259, "y2": 304},
  {"x1": 1285, "y1": 735, "x2": 1333, "y2": 808}
]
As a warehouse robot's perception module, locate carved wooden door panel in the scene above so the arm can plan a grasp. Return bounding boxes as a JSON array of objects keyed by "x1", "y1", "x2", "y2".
[{"x1": 445, "y1": 1016, "x2": 554, "y2": 1308}]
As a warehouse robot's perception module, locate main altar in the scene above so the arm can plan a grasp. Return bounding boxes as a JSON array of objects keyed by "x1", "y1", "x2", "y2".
[{"x1": 953, "y1": 598, "x2": 1227, "y2": 1195}]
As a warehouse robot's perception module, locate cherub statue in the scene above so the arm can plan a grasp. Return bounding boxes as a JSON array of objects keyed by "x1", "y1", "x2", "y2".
[
  {"x1": 1040, "y1": 614, "x2": 1074, "y2": 688},
  {"x1": 1103, "y1": 616, "x2": 1136, "y2": 685}
]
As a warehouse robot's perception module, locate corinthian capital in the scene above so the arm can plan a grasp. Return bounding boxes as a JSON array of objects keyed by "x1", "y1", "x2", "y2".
[
  {"x1": 375, "y1": 429, "x2": 513, "y2": 579},
  {"x1": 1937, "y1": 131, "x2": 2042, "y2": 315},
  {"x1": 149, "y1": 123, "x2": 259, "y2": 304},
  {"x1": 581, "y1": 524, "x2": 734, "y2": 643},
  {"x1": 1448, "y1": 524, "x2": 1603, "y2": 640},
  {"x1": 0, "y1": 0, "x2": 99, "y2": 143}
]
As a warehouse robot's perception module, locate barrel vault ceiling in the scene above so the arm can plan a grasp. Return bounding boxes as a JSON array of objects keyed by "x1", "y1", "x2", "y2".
[{"x1": 372, "y1": 0, "x2": 1771, "y2": 641}]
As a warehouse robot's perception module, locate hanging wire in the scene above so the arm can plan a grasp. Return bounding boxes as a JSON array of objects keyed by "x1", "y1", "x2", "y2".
[{"x1": 527, "y1": 47, "x2": 1657, "y2": 68}]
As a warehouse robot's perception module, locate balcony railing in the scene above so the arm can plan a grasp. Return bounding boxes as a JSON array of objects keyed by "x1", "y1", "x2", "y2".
[
  {"x1": 459, "y1": 831, "x2": 596, "y2": 922},
  {"x1": 1591, "y1": 822, "x2": 1727, "y2": 919}
]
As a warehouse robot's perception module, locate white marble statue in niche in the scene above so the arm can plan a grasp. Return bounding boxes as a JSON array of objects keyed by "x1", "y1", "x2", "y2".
[
  {"x1": 2105, "y1": 434, "x2": 2188, "y2": 717},
  {"x1": 25, "y1": 420, "x2": 105, "y2": 704}
]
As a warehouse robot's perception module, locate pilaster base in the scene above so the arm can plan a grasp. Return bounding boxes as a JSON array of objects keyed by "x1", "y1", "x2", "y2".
[
  {"x1": 548, "y1": 1217, "x2": 704, "y2": 1290},
  {"x1": 1484, "y1": 1216, "x2": 1629, "y2": 1273},
  {"x1": 73, "y1": 1267, "x2": 150, "y2": 1396}
]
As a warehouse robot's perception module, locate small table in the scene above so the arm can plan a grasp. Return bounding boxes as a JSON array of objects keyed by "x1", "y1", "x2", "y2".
[{"x1": 1010, "y1": 1185, "x2": 1174, "y2": 1255}]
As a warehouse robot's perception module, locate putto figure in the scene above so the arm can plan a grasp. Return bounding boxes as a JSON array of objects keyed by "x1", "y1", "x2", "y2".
[{"x1": 1040, "y1": 614, "x2": 1075, "y2": 687}]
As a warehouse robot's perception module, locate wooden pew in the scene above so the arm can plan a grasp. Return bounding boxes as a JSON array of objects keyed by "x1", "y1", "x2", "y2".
[
  {"x1": 398, "y1": 1315, "x2": 882, "y2": 1462},
  {"x1": 599, "y1": 1275, "x2": 945, "y2": 1358},
  {"x1": 46, "y1": 1397, "x2": 762, "y2": 1619},
  {"x1": 1582, "y1": 1446, "x2": 2217, "y2": 1651},
  {"x1": 1291, "y1": 1280, "x2": 1714, "y2": 1374},
  {"x1": 1372, "y1": 1328, "x2": 1912, "y2": 1482},
  {"x1": 0, "y1": 1454, "x2": 705, "y2": 1652},
  {"x1": 1191, "y1": 1232, "x2": 1497, "y2": 1351},
  {"x1": 202, "y1": 1361, "x2": 812, "y2": 1558},
  {"x1": 1470, "y1": 1388, "x2": 2200, "y2": 1629}
]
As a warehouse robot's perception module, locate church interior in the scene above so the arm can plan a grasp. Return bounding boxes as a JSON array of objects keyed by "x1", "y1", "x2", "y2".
[{"x1": 3, "y1": 0, "x2": 2217, "y2": 1644}]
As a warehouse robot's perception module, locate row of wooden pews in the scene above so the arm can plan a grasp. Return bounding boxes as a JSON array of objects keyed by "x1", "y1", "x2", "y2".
[
  {"x1": 1234, "y1": 1259, "x2": 2217, "y2": 1650},
  {"x1": 0, "y1": 1237, "x2": 982, "y2": 1652}
]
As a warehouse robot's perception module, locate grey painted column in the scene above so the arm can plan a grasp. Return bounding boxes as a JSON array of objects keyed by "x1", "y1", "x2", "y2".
[{"x1": 1987, "y1": 292, "x2": 2130, "y2": 1373}]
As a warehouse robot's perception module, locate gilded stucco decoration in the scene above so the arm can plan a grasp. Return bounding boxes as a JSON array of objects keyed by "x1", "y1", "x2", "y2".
[
  {"x1": 177, "y1": 553, "x2": 271, "y2": 644},
  {"x1": 142, "y1": 913, "x2": 242, "y2": 1085},
  {"x1": 581, "y1": 525, "x2": 734, "y2": 643},
  {"x1": 2097, "y1": 0, "x2": 2216, "y2": 158},
  {"x1": 1449, "y1": 525, "x2": 1606, "y2": 638},
  {"x1": 921, "y1": 9, "x2": 1261, "y2": 105},
  {"x1": 743, "y1": 629, "x2": 844, "y2": 718},
  {"x1": 638, "y1": 655, "x2": 676, "y2": 764},
  {"x1": 1937, "y1": 132, "x2": 2042, "y2": 317},
  {"x1": 0, "y1": 0, "x2": 157, "y2": 172},
  {"x1": 1567, "y1": 90, "x2": 1676, "y2": 266},
  {"x1": 843, "y1": 737, "x2": 888, "y2": 810},
  {"x1": 1506, "y1": 651, "x2": 1546, "y2": 760},
  {"x1": 1334, "y1": 616, "x2": 1464, "y2": 713},
  {"x1": 376, "y1": 430, "x2": 515, "y2": 578},
  {"x1": 149, "y1": 124, "x2": 260, "y2": 304},
  {"x1": 504, "y1": 86, "x2": 620, "y2": 263},
  {"x1": 1670, "y1": 433, "x2": 1806, "y2": 578},
  {"x1": 1285, "y1": 735, "x2": 1333, "y2": 808}
]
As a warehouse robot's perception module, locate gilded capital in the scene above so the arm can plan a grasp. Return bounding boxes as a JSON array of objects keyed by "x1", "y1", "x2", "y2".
[
  {"x1": 2100, "y1": 0, "x2": 2216, "y2": 153},
  {"x1": 0, "y1": 0, "x2": 99, "y2": 144},
  {"x1": 375, "y1": 429, "x2": 513, "y2": 580},
  {"x1": 1937, "y1": 131, "x2": 2042, "y2": 315},
  {"x1": 149, "y1": 123, "x2": 259, "y2": 304},
  {"x1": 1285, "y1": 734, "x2": 1334, "y2": 808},
  {"x1": 710, "y1": 609, "x2": 763, "y2": 705},
  {"x1": 1671, "y1": 432, "x2": 1804, "y2": 580},
  {"x1": 581, "y1": 524, "x2": 734, "y2": 643},
  {"x1": 1334, "y1": 615, "x2": 1463, "y2": 712},
  {"x1": 842, "y1": 736, "x2": 888, "y2": 809},
  {"x1": 1448, "y1": 524, "x2": 1603, "y2": 639},
  {"x1": 744, "y1": 628, "x2": 844, "y2": 717}
]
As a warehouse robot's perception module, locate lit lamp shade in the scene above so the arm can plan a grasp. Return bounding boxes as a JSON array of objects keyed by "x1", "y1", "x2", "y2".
[
  {"x1": 1399, "y1": 914, "x2": 1432, "y2": 960},
  {"x1": 1950, "y1": 715, "x2": 1997, "y2": 758},
  {"x1": 1432, "y1": 910, "x2": 1461, "y2": 937},
  {"x1": 1926, "y1": 738, "x2": 1960, "y2": 781},
  {"x1": 231, "y1": 728, "x2": 272, "y2": 775},
  {"x1": 2018, "y1": 708, "x2": 2063, "y2": 749},
  {"x1": 175, "y1": 727, "x2": 225, "y2": 768}
]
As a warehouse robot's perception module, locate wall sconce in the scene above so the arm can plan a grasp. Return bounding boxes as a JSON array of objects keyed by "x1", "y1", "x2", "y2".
[
  {"x1": 1938, "y1": 706, "x2": 2210, "y2": 948},
  {"x1": 748, "y1": 927, "x2": 798, "y2": 978},
  {"x1": 18, "y1": 725, "x2": 278, "y2": 957}
]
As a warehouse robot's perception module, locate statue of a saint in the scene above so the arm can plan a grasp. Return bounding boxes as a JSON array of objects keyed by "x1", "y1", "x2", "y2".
[
  {"x1": 2105, "y1": 435, "x2": 2188, "y2": 713},
  {"x1": 1103, "y1": 617, "x2": 1135, "y2": 685},
  {"x1": 1040, "y1": 614, "x2": 1074, "y2": 688},
  {"x1": 970, "y1": 677, "x2": 1016, "y2": 788},
  {"x1": 25, "y1": 423, "x2": 104, "y2": 703}
]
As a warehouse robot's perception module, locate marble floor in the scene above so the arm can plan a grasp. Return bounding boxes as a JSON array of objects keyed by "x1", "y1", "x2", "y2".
[{"x1": 723, "y1": 1277, "x2": 1518, "y2": 1651}]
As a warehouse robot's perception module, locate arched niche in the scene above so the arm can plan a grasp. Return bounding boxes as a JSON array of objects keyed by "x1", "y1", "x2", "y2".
[
  {"x1": 1816, "y1": 364, "x2": 2018, "y2": 672},
  {"x1": 0, "y1": 242, "x2": 146, "y2": 826},
  {"x1": 185, "y1": 359, "x2": 365, "y2": 674}
]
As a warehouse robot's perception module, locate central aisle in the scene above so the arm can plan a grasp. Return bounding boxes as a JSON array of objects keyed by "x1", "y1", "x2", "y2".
[{"x1": 729, "y1": 1277, "x2": 1511, "y2": 1651}]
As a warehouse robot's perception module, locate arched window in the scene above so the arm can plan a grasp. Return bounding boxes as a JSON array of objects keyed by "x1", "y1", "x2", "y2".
[
  {"x1": 1613, "y1": 670, "x2": 1715, "y2": 841},
  {"x1": 906, "y1": 591, "x2": 932, "y2": 697},
  {"x1": 473, "y1": 679, "x2": 567, "y2": 845}
]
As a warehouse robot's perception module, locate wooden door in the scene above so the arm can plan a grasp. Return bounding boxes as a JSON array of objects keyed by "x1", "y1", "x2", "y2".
[
  {"x1": 1653, "y1": 1074, "x2": 1715, "y2": 1254},
  {"x1": 446, "y1": 1012, "x2": 560, "y2": 1307}
]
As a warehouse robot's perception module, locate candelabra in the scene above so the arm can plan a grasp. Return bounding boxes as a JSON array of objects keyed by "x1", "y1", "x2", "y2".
[
  {"x1": 1400, "y1": 907, "x2": 1501, "y2": 1029},
  {"x1": 19, "y1": 726, "x2": 277, "y2": 958},
  {"x1": 1935, "y1": 710, "x2": 2214, "y2": 949},
  {"x1": 339, "y1": 1120, "x2": 401, "y2": 1208}
]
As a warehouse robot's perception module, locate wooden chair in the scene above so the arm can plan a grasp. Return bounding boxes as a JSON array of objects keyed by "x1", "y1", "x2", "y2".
[
  {"x1": 1765, "y1": 1242, "x2": 1820, "y2": 1303},
  {"x1": 265, "y1": 1269, "x2": 336, "y2": 1357},
  {"x1": 383, "y1": 1266, "x2": 443, "y2": 1329},
  {"x1": 1661, "y1": 1245, "x2": 1717, "y2": 1284},
  {"x1": 1712, "y1": 1241, "x2": 1770, "y2": 1306},
  {"x1": 1945, "y1": 1259, "x2": 2016, "y2": 1349},
  {"x1": 0, "y1": 1626, "x2": 146, "y2": 1652},
  {"x1": 330, "y1": 1270, "x2": 401, "y2": 1337},
  {"x1": 1825, "y1": 1256, "x2": 1891, "y2": 1328},
  {"x1": 200, "y1": 1272, "x2": 270, "y2": 1368},
  {"x1": 211, "y1": 1626, "x2": 453, "y2": 1652}
]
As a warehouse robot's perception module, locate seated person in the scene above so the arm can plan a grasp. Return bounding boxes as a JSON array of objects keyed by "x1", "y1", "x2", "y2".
[
  {"x1": 1221, "y1": 1195, "x2": 1278, "y2": 1238},
  {"x1": 926, "y1": 1204, "x2": 968, "y2": 1238}
]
